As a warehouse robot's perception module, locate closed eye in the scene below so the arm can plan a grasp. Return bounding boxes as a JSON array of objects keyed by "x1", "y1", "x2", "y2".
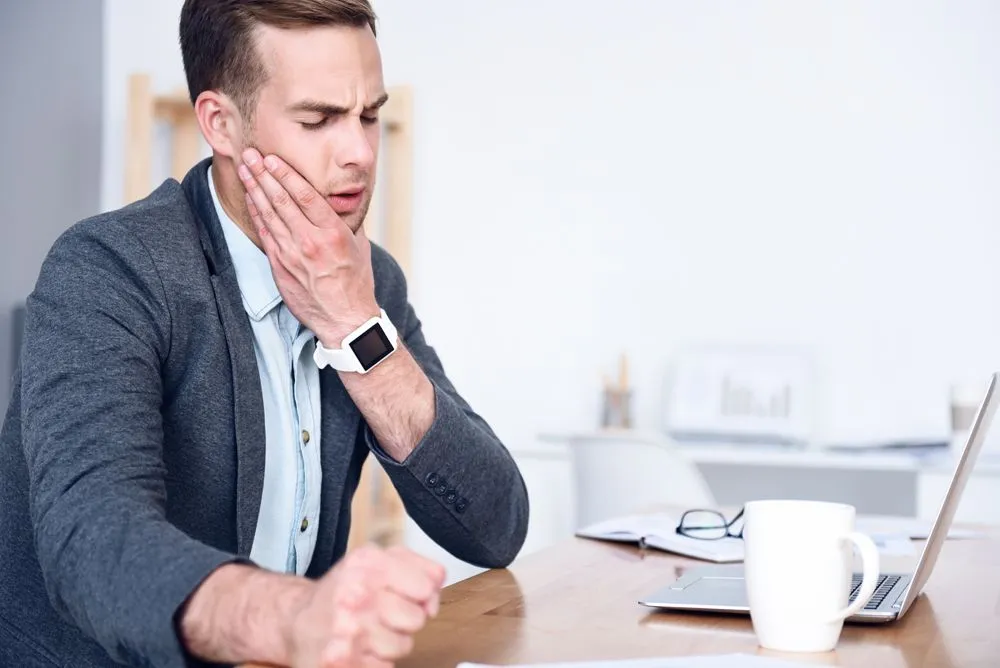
[
  {"x1": 300, "y1": 115, "x2": 378, "y2": 130},
  {"x1": 300, "y1": 117, "x2": 329, "y2": 131}
]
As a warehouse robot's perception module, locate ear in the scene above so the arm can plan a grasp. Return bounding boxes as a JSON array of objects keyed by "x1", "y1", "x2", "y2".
[{"x1": 193, "y1": 90, "x2": 245, "y2": 158}]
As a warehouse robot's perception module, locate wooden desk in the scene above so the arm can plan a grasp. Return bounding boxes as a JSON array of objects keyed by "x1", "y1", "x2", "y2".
[{"x1": 397, "y1": 531, "x2": 1000, "y2": 667}]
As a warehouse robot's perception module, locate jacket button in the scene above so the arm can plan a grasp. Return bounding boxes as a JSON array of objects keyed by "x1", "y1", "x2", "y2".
[
  {"x1": 455, "y1": 498, "x2": 468, "y2": 513},
  {"x1": 445, "y1": 490, "x2": 457, "y2": 504},
  {"x1": 426, "y1": 472, "x2": 439, "y2": 486},
  {"x1": 435, "y1": 483, "x2": 448, "y2": 496}
]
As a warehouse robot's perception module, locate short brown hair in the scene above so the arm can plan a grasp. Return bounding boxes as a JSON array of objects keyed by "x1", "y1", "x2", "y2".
[{"x1": 179, "y1": 0, "x2": 377, "y2": 123}]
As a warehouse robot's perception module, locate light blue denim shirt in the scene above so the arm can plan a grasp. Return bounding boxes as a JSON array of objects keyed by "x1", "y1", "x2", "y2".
[{"x1": 208, "y1": 167, "x2": 322, "y2": 575}]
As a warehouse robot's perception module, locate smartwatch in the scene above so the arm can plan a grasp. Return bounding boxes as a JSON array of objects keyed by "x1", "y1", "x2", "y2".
[{"x1": 313, "y1": 309, "x2": 398, "y2": 373}]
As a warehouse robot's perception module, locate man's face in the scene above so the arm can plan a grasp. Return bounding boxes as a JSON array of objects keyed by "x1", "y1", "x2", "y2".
[{"x1": 239, "y1": 24, "x2": 385, "y2": 233}]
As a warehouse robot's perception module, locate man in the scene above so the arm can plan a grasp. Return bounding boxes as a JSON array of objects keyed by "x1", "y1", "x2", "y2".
[{"x1": 0, "y1": 1, "x2": 529, "y2": 666}]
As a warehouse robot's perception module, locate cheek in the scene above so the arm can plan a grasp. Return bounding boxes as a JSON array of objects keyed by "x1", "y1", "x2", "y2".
[{"x1": 257, "y1": 123, "x2": 331, "y2": 187}]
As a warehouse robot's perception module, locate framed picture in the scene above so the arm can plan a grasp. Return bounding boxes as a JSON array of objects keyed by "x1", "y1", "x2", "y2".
[{"x1": 663, "y1": 345, "x2": 816, "y2": 445}]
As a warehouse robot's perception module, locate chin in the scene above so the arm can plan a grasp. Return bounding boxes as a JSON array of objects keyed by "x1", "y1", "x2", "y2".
[{"x1": 347, "y1": 201, "x2": 373, "y2": 235}]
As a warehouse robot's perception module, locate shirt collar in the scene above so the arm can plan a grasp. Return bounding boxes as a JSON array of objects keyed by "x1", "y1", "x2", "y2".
[{"x1": 208, "y1": 165, "x2": 283, "y2": 321}]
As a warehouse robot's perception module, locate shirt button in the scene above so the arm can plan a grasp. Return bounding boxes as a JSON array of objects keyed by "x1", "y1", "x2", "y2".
[
  {"x1": 300, "y1": 518, "x2": 309, "y2": 532},
  {"x1": 301, "y1": 430, "x2": 311, "y2": 444}
]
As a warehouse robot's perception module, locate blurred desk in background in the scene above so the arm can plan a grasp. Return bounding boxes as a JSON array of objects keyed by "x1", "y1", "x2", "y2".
[
  {"x1": 538, "y1": 431, "x2": 1000, "y2": 528},
  {"x1": 678, "y1": 443, "x2": 1000, "y2": 525}
]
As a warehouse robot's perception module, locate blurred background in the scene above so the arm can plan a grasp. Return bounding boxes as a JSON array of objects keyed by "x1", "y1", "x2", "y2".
[{"x1": 3, "y1": 0, "x2": 999, "y2": 584}]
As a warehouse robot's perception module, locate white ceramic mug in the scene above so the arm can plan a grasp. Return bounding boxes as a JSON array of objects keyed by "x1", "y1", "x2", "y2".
[{"x1": 743, "y1": 499, "x2": 880, "y2": 653}]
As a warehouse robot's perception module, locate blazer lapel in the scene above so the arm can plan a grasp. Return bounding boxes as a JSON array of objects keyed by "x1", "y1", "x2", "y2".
[
  {"x1": 211, "y1": 271, "x2": 266, "y2": 556},
  {"x1": 307, "y1": 368, "x2": 364, "y2": 574},
  {"x1": 183, "y1": 159, "x2": 267, "y2": 557}
]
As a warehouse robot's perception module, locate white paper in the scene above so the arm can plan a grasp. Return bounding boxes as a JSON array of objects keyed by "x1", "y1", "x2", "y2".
[{"x1": 459, "y1": 652, "x2": 829, "y2": 668}]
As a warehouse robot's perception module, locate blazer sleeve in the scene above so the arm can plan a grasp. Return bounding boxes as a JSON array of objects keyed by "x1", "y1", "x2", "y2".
[
  {"x1": 363, "y1": 255, "x2": 530, "y2": 569},
  {"x1": 19, "y1": 221, "x2": 245, "y2": 667}
]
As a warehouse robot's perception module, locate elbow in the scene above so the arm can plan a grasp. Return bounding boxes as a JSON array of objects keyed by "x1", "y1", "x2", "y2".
[{"x1": 474, "y1": 476, "x2": 531, "y2": 569}]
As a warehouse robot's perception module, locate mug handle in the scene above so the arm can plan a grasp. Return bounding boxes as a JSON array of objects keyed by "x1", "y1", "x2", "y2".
[{"x1": 827, "y1": 531, "x2": 880, "y2": 622}]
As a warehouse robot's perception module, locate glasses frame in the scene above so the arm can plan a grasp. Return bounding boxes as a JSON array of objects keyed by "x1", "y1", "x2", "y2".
[{"x1": 675, "y1": 506, "x2": 745, "y2": 541}]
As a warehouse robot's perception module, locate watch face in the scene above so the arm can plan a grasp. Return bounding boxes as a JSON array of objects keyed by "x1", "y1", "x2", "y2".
[{"x1": 349, "y1": 322, "x2": 394, "y2": 371}]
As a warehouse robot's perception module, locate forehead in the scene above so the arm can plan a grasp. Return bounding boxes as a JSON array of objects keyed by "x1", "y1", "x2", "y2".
[{"x1": 254, "y1": 23, "x2": 384, "y2": 104}]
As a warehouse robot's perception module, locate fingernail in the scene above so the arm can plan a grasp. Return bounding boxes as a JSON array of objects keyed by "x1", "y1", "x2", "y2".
[
  {"x1": 264, "y1": 155, "x2": 278, "y2": 171},
  {"x1": 241, "y1": 148, "x2": 258, "y2": 165},
  {"x1": 237, "y1": 164, "x2": 252, "y2": 181}
]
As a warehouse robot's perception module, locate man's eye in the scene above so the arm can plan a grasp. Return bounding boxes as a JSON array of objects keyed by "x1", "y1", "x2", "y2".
[
  {"x1": 300, "y1": 118, "x2": 328, "y2": 130},
  {"x1": 361, "y1": 114, "x2": 379, "y2": 125}
]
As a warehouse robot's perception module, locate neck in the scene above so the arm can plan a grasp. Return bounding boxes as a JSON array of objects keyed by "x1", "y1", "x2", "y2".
[{"x1": 210, "y1": 159, "x2": 264, "y2": 252}]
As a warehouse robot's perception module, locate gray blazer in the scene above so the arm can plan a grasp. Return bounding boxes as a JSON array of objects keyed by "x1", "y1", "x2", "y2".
[{"x1": 0, "y1": 158, "x2": 529, "y2": 667}]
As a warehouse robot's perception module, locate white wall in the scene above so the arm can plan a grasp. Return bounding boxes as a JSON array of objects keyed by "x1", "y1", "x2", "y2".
[{"x1": 101, "y1": 1, "x2": 1000, "y2": 575}]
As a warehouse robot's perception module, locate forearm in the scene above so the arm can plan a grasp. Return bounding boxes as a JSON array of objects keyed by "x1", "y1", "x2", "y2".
[
  {"x1": 338, "y1": 343, "x2": 435, "y2": 462},
  {"x1": 179, "y1": 563, "x2": 312, "y2": 666}
]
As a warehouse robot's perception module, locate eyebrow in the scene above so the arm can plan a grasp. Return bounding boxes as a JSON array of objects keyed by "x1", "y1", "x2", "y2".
[{"x1": 287, "y1": 92, "x2": 390, "y2": 116}]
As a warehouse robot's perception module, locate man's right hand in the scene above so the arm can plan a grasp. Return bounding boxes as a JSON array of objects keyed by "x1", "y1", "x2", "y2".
[
  {"x1": 179, "y1": 544, "x2": 446, "y2": 668},
  {"x1": 285, "y1": 544, "x2": 446, "y2": 667}
]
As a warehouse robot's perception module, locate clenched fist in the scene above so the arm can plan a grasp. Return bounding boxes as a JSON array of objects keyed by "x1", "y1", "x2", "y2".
[{"x1": 286, "y1": 544, "x2": 446, "y2": 667}]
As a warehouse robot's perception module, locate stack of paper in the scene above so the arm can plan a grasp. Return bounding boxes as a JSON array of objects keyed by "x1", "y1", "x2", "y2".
[
  {"x1": 459, "y1": 652, "x2": 832, "y2": 668},
  {"x1": 575, "y1": 513, "x2": 744, "y2": 563}
]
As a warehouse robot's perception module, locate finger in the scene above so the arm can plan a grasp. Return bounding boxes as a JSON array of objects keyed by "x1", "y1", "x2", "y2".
[
  {"x1": 320, "y1": 636, "x2": 365, "y2": 668},
  {"x1": 244, "y1": 191, "x2": 267, "y2": 240},
  {"x1": 386, "y1": 546, "x2": 448, "y2": 589},
  {"x1": 260, "y1": 152, "x2": 343, "y2": 230},
  {"x1": 364, "y1": 623, "x2": 415, "y2": 662},
  {"x1": 360, "y1": 657, "x2": 394, "y2": 668},
  {"x1": 242, "y1": 149, "x2": 308, "y2": 240},
  {"x1": 362, "y1": 553, "x2": 441, "y2": 607},
  {"x1": 238, "y1": 158, "x2": 292, "y2": 247},
  {"x1": 245, "y1": 192, "x2": 296, "y2": 281},
  {"x1": 375, "y1": 589, "x2": 429, "y2": 633}
]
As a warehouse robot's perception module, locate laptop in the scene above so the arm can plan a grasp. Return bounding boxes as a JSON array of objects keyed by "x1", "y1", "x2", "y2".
[{"x1": 638, "y1": 371, "x2": 999, "y2": 623}]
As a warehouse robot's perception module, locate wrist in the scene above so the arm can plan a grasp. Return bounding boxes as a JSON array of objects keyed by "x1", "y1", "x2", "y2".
[
  {"x1": 272, "y1": 572, "x2": 316, "y2": 666},
  {"x1": 179, "y1": 563, "x2": 314, "y2": 666},
  {"x1": 317, "y1": 308, "x2": 381, "y2": 349}
]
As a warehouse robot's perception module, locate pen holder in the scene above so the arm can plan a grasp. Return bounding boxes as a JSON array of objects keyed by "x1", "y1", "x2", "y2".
[{"x1": 601, "y1": 387, "x2": 632, "y2": 429}]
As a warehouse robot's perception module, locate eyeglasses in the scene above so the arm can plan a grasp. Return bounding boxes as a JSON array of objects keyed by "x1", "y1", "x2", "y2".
[{"x1": 675, "y1": 507, "x2": 745, "y2": 540}]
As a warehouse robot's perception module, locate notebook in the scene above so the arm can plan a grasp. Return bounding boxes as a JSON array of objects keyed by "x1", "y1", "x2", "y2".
[{"x1": 575, "y1": 513, "x2": 744, "y2": 563}]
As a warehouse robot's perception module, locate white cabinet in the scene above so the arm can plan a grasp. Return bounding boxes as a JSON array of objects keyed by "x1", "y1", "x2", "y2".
[{"x1": 917, "y1": 467, "x2": 1000, "y2": 524}]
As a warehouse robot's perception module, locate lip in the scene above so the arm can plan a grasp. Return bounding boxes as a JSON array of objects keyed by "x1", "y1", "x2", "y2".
[{"x1": 327, "y1": 188, "x2": 365, "y2": 214}]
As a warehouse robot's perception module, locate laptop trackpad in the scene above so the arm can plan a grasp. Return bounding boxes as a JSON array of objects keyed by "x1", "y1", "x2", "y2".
[
  {"x1": 690, "y1": 575, "x2": 748, "y2": 605},
  {"x1": 641, "y1": 567, "x2": 749, "y2": 610}
]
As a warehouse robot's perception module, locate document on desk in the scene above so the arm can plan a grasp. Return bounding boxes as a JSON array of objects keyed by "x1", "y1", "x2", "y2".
[
  {"x1": 575, "y1": 513, "x2": 744, "y2": 563},
  {"x1": 458, "y1": 652, "x2": 828, "y2": 668}
]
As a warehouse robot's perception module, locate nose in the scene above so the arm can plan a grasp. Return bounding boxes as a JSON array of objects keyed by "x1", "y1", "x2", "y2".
[{"x1": 334, "y1": 117, "x2": 376, "y2": 171}]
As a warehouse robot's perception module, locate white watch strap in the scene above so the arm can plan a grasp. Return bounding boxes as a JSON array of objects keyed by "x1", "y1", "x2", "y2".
[{"x1": 313, "y1": 309, "x2": 397, "y2": 373}]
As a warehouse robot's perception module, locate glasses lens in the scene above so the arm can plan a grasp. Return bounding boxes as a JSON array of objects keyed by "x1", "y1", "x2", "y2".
[{"x1": 680, "y1": 510, "x2": 728, "y2": 539}]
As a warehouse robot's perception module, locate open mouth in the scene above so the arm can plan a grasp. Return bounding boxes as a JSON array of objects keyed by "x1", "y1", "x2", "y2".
[{"x1": 327, "y1": 189, "x2": 364, "y2": 214}]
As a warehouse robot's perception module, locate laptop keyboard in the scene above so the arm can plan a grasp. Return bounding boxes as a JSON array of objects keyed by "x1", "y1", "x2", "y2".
[{"x1": 849, "y1": 574, "x2": 901, "y2": 610}]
